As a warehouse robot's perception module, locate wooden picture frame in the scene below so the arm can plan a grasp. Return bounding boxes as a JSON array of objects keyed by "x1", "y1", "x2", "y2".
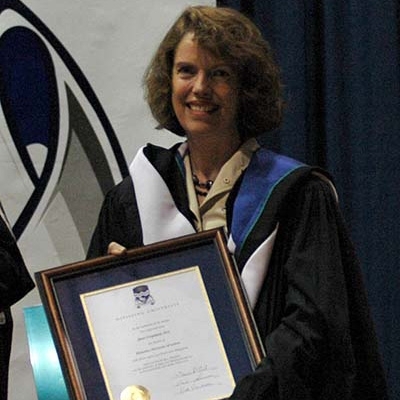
[{"x1": 35, "y1": 228, "x2": 264, "y2": 400}]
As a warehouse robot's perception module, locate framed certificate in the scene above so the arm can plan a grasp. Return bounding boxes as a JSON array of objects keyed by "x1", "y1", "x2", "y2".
[{"x1": 35, "y1": 228, "x2": 264, "y2": 400}]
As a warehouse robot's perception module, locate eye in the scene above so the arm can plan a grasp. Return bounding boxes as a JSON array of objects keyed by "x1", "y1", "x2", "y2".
[
  {"x1": 211, "y1": 67, "x2": 234, "y2": 82},
  {"x1": 175, "y1": 64, "x2": 196, "y2": 78}
]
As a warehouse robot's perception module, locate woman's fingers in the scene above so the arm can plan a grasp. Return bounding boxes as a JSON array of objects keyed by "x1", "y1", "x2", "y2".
[{"x1": 107, "y1": 241, "x2": 127, "y2": 256}]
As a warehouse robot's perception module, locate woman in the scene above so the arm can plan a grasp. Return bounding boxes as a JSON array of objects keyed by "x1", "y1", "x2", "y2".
[{"x1": 87, "y1": 6, "x2": 387, "y2": 399}]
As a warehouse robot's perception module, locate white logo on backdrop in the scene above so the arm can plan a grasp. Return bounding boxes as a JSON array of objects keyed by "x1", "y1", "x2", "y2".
[{"x1": 0, "y1": 1, "x2": 128, "y2": 267}]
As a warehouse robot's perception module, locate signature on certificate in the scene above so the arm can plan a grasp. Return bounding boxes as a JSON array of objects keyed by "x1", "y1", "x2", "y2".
[{"x1": 174, "y1": 364, "x2": 223, "y2": 394}]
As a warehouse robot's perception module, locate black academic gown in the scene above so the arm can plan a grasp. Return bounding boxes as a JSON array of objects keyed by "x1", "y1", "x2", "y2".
[
  {"x1": 0, "y1": 211, "x2": 35, "y2": 400},
  {"x1": 87, "y1": 143, "x2": 388, "y2": 400}
]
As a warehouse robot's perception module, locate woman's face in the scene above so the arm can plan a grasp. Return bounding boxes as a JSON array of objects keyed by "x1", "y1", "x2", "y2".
[{"x1": 171, "y1": 33, "x2": 239, "y2": 140}]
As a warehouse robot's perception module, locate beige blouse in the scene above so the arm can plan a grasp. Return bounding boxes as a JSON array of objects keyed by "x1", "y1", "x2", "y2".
[{"x1": 184, "y1": 138, "x2": 260, "y2": 232}]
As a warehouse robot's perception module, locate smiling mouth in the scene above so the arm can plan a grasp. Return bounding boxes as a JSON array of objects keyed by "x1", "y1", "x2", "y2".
[{"x1": 188, "y1": 103, "x2": 219, "y2": 113}]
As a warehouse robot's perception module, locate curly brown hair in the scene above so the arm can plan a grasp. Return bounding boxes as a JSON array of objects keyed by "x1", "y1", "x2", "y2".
[{"x1": 144, "y1": 5, "x2": 283, "y2": 140}]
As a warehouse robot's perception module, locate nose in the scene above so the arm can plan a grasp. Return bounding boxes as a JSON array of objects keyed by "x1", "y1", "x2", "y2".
[{"x1": 192, "y1": 71, "x2": 211, "y2": 96}]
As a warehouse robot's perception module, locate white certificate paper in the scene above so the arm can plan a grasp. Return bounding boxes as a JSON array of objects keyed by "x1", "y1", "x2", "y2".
[{"x1": 80, "y1": 266, "x2": 235, "y2": 400}]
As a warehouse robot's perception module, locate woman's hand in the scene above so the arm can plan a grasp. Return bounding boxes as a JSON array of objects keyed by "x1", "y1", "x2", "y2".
[{"x1": 107, "y1": 241, "x2": 127, "y2": 256}]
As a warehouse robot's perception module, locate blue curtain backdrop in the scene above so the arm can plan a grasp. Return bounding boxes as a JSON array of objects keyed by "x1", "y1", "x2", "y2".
[{"x1": 218, "y1": 0, "x2": 400, "y2": 398}]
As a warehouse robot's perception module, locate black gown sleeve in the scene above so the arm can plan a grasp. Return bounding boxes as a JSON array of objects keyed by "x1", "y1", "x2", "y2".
[
  {"x1": 229, "y1": 176, "x2": 387, "y2": 399},
  {"x1": 86, "y1": 177, "x2": 143, "y2": 258},
  {"x1": 0, "y1": 216, "x2": 34, "y2": 311}
]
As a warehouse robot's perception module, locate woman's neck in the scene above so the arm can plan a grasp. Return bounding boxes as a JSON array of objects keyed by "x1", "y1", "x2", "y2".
[{"x1": 187, "y1": 134, "x2": 242, "y2": 182}]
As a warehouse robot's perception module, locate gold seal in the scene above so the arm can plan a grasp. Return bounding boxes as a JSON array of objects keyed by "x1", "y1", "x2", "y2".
[{"x1": 120, "y1": 385, "x2": 151, "y2": 400}]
